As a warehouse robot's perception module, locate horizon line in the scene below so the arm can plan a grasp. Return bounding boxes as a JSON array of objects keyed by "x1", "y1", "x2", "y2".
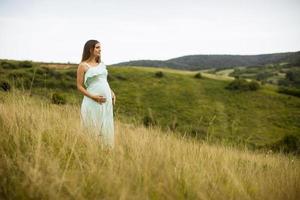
[{"x1": 1, "y1": 50, "x2": 299, "y2": 65}]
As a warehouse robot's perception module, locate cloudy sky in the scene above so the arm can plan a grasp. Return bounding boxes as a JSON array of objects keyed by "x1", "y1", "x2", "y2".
[{"x1": 0, "y1": 0, "x2": 299, "y2": 65}]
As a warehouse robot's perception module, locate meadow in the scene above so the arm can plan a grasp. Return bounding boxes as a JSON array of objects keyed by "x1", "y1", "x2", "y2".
[
  {"x1": 0, "y1": 90, "x2": 299, "y2": 199},
  {"x1": 1, "y1": 59, "x2": 300, "y2": 154}
]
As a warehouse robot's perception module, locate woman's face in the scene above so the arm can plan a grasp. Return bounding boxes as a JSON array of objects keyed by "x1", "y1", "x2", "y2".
[{"x1": 92, "y1": 43, "x2": 101, "y2": 57}]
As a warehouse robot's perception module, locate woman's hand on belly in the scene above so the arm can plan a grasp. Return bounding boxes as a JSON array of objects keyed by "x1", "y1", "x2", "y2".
[{"x1": 91, "y1": 95, "x2": 107, "y2": 104}]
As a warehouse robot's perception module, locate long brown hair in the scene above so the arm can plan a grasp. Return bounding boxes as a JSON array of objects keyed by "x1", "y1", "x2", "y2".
[{"x1": 81, "y1": 40, "x2": 100, "y2": 63}]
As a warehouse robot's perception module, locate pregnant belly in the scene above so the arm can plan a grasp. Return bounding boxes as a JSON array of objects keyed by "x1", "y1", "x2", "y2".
[{"x1": 87, "y1": 81, "x2": 111, "y2": 99}]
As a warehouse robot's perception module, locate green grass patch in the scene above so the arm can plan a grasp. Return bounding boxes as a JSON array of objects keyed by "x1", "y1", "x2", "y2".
[{"x1": 1, "y1": 59, "x2": 300, "y2": 153}]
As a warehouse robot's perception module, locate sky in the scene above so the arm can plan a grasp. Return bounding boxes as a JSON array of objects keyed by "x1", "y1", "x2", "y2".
[{"x1": 0, "y1": 0, "x2": 300, "y2": 65}]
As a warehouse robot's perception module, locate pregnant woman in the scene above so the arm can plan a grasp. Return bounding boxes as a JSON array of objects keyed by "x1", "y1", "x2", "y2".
[{"x1": 76, "y1": 40, "x2": 116, "y2": 149}]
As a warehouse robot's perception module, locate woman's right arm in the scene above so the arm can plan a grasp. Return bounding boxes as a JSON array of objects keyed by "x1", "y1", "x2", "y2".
[
  {"x1": 77, "y1": 63, "x2": 94, "y2": 99},
  {"x1": 76, "y1": 63, "x2": 106, "y2": 103}
]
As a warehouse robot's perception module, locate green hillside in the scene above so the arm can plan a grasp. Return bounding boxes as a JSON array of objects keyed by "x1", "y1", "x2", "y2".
[
  {"x1": 1, "y1": 59, "x2": 300, "y2": 153},
  {"x1": 108, "y1": 67, "x2": 300, "y2": 150},
  {"x1": 112, "y1": 51, "x2": 300, "y2": 70}
]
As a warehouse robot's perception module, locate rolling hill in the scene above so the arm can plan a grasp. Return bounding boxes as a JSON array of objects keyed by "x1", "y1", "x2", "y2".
[
  {"x1": 1, "y1": 59, "x2": 300, "y2": 154},
  {"x1": 111, "y1": 51, "x2": 300, "y2": 70}
]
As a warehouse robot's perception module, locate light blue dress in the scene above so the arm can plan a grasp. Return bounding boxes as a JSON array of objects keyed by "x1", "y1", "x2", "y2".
[{"x1": 80, "y1": 61, "x2": 114, "y2": 148}]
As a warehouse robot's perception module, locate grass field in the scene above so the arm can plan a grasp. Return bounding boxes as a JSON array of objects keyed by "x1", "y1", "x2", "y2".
[
  {"x1": 108, "y1": 67, "x2": 300, "y2": 150},
  {"x1": 0, "y1": 90, "x2": 299, "y2": 199},
  {"x1": 1, "y1": 60, "x2": 300, "y2": 153}
]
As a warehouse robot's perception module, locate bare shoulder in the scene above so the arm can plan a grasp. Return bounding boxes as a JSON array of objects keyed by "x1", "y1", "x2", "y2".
[
  {"x1": 78, "y1": 62, "x2": 88, "y2": 68},
  {"x1": 78, "y1": 62, "x2": 89, "y2": 72}
]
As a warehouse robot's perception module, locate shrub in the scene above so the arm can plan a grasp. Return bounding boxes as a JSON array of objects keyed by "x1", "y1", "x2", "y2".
[
  {"x1": 1, "y1": 61, "x2": 17, "y2": 69},
  {"x1": 19, "y1": 61, "x2": 33, "y2": 68},
  {"x1": 225, "y1": 79, "x2": 260, "y2": 91},
  {"x1": 278, "y1": 69, "x2": 300, "y2": 88},
  {"x1": 286, "y1": 70, "x2": 300, "y2": 82},
  {"x1": 154, "y1": 71, "x2": 164, "y2": 78},
  {"x1": 269, "y1": 134, "x2": 300, "y2": 154},
  {"x1": 256, "y1": 71, "x2": 273, "y2": 81},
  {"x1": 278, "y1": 79, "x2": 291, "y2": 87},
  {"x1": 194, "y1": 72, "x2": 202, "y2": 79},
  {"x1": 225, "y1": 79, "x2": 248, "y2": 90},
  {"x1": 51, "y1": 92, "x2": 67, "y2": 105},
  {"x1": 0, "y1": 81, "x2": 11, "y2": 91},
  {"x1": 277, "y1": 87, "x2": 300, "y2": 98},
  {"x1": 248, "y1": 81, "x2": 260, "y2": 90}
]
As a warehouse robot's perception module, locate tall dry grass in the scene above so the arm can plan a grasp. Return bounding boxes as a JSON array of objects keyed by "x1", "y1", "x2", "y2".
[{"x1": 0, "y1": 90, "x2": 299, "y2": 199}]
